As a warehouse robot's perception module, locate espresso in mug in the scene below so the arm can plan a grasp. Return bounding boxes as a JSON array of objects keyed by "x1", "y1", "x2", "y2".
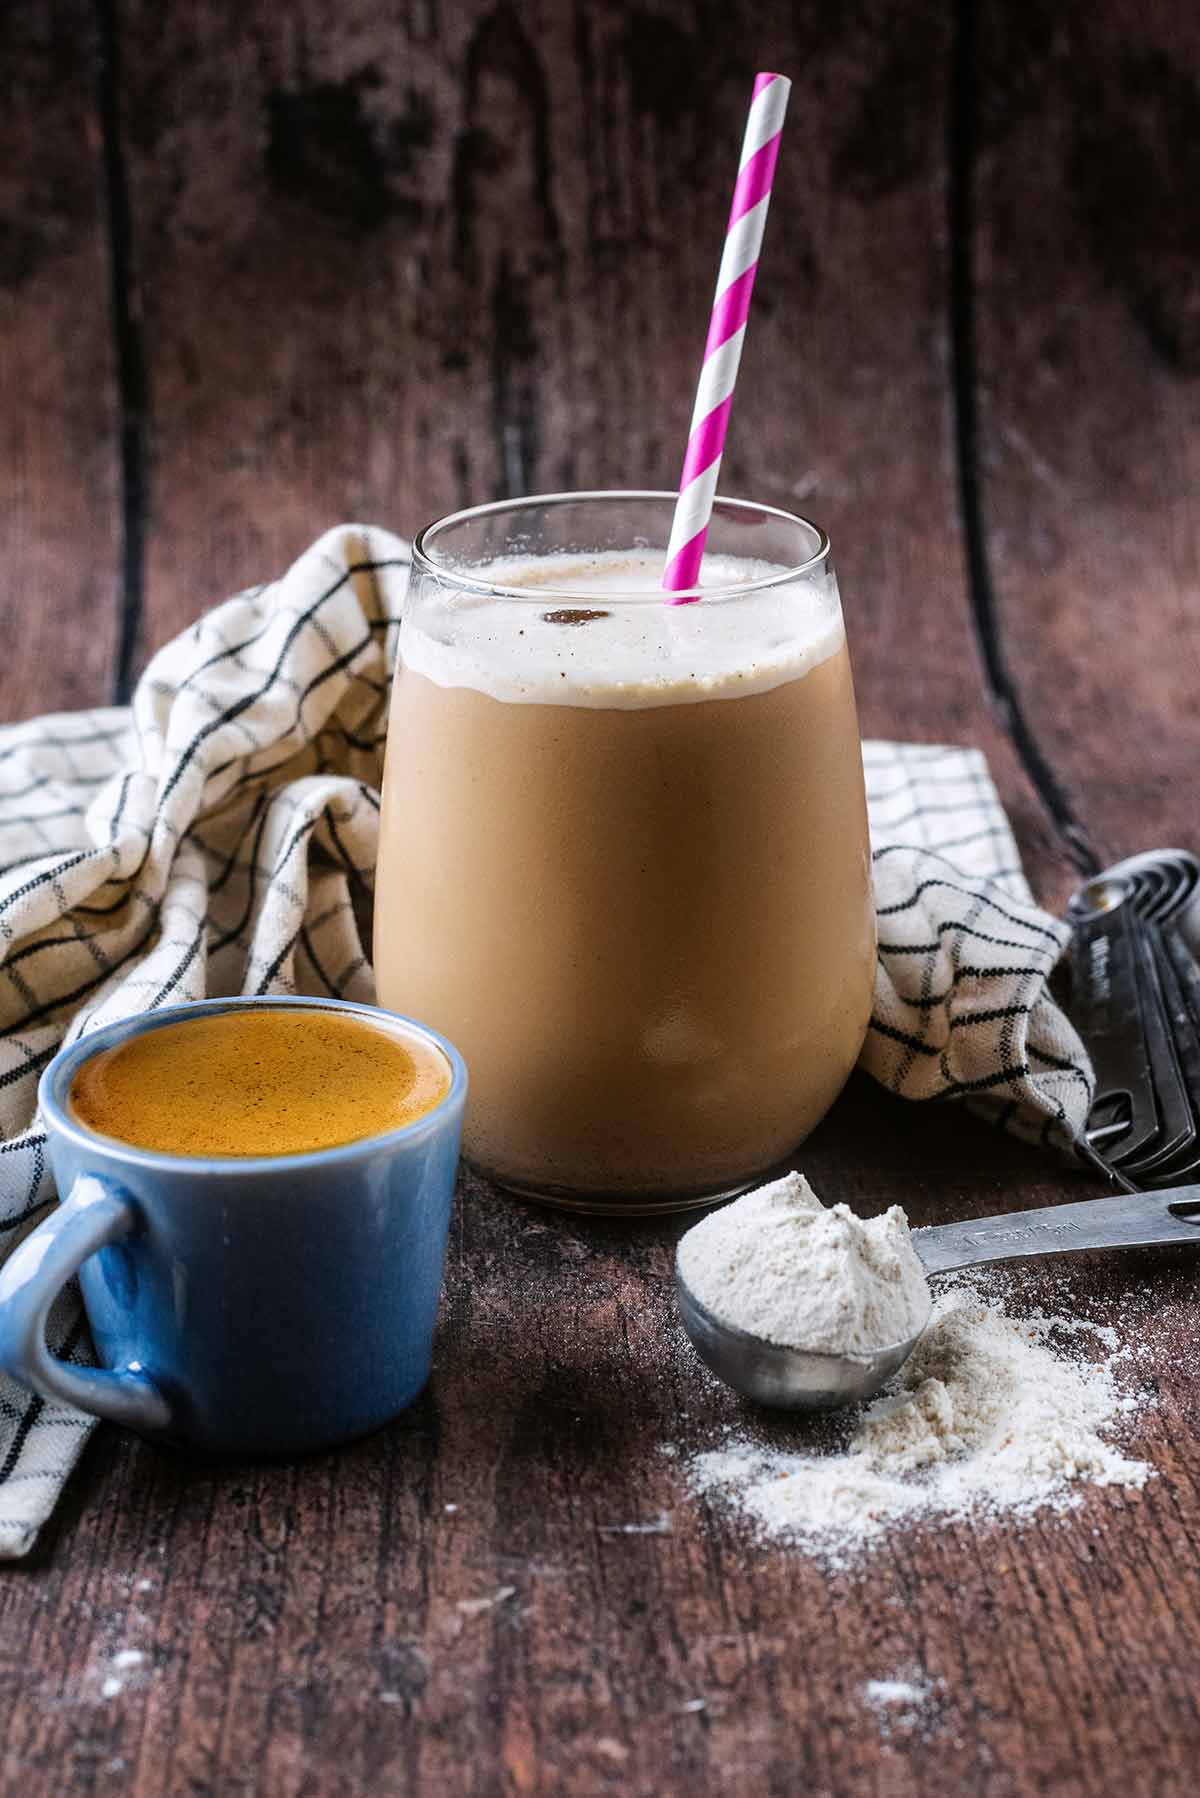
[{"x1": 68, "y1": 1007, "x2": 451, "y2": 1157}]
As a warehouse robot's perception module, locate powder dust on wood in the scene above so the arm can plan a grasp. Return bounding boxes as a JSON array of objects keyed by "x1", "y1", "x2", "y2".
[
  {"x1": 861, "y1": 1674, "x2": 945, "y2": 1737},
  {"x1": 680, "y1": 1272, "x2": 1153, "y2": 1567}
]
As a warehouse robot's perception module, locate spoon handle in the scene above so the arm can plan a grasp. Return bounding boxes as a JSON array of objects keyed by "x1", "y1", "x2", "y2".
[{"x1": 913, "y1": 1186, "x2": 1200, "y2": 1276}]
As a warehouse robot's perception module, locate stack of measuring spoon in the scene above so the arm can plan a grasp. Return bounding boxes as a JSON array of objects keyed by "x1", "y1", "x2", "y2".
[{"x1": 1068, "y1": 850, "x2": 1200, "y2": 1188}]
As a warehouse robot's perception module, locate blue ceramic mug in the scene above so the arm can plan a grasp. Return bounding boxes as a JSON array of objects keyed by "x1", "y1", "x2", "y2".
[{"x1": 0, "y1": 997, "x2": 467, "y2": 1455}]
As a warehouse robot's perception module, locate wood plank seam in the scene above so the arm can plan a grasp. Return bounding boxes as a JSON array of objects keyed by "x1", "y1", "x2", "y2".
[
  {"x1": 94, "y1": 0, "x2": 147, "y2": 707},
  {"x1": 948, "y1": 0, "x2": 1101, "y2": 880}
]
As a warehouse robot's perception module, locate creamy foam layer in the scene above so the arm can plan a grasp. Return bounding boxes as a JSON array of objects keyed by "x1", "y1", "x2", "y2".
[{"x1": 402, "y1": 550, "x2": 844, "y2": 707}]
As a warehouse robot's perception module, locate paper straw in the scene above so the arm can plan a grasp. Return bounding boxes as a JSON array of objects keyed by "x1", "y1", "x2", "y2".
[{"x1": 662, "y1": 71, "x2": 792, "y2": 601}]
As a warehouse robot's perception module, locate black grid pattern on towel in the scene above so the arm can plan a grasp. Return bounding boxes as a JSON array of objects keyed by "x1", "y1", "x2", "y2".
[
  {"x1": 861, "y1": 742, "x2": 1091, "y2": 1149},
  {"x1": 0, "y1": 529, "x2": 1092, "y2": 1557}
]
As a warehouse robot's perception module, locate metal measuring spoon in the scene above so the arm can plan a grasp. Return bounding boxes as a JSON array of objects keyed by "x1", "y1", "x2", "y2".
[
  {"x1": 676, "y1": 1187, "x2": 1200, "y2": 1411},
  {"x1": 1068, "y1": 850, "x2": 1200, "y2": 1173}
]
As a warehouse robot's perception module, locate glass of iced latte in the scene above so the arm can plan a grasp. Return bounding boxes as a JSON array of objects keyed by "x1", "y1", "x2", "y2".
[{"x1": 375, "y1": 492, "x2": 875, "y2": 1214}]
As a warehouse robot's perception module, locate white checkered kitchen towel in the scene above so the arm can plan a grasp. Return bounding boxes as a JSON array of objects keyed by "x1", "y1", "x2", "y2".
[{"x1": 0, "y1": 524, "x2": 1093, "y2": 1556}]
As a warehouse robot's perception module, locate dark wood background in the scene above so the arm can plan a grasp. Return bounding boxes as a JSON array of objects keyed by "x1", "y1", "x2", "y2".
[{"x1": 1, "y1": 2, "x2": 1199, "y2": 1793}]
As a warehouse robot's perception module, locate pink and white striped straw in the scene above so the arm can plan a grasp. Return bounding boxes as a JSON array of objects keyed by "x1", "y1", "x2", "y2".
[{"x1": 662, "y1": 71, "x2": 792, "y2": 601}]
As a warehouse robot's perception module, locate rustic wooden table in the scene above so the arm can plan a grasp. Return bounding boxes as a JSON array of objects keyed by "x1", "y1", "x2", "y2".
[{"x1": 2, "y1": 3, "x2": 1199, "y2": 1792}]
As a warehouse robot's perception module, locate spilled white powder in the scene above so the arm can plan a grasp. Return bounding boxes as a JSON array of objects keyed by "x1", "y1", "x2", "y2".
[
  {"x1": 862, "y1": 1675, "x2": 942, "y2": 1733},
  {"x1": 683, "y1": 1273, "x2": 1152, "y2": 1565},
  {"x1": 676, "y1": 1172, "x2": 930, "y2": 1353},
  {"x1": 863, "y1": 1677, "x2": 931, "y2": 1710},
  {"x1": 457, "y1": 1586, "x2": 517, "y2": 1617}
]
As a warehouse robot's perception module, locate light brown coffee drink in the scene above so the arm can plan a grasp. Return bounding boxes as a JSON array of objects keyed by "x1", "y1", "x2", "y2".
[{"x1": 375, "y1": 534, "x2": 875, "y2": 1210}]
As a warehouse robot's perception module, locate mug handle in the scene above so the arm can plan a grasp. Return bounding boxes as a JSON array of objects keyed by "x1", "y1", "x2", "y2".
[{"x1": 0, "y1": 1173, "x2": 172, "y2": 1433}]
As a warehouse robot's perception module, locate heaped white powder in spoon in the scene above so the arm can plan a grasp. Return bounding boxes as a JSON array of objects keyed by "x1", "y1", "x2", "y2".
[
  {"x1": 674, "y1": 1175, "x2": 1153, "y2": 1565},
  {"x1": 676, "y1": 1171, "x2": 930, "y2": 1353}
]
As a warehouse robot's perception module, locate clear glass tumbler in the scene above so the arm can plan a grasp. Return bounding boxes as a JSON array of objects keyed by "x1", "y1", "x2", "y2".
[{"x1": 375, "y1": 491, "x2": 875, "y2": 1214}]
